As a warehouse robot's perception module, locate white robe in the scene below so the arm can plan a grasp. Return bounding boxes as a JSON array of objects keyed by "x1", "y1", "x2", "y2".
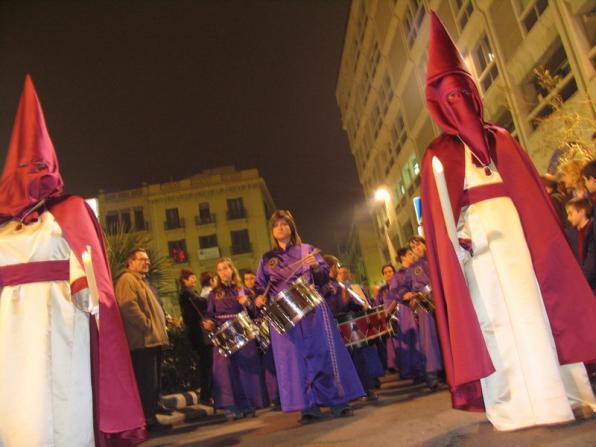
[
  {"x1": 457, "y1": 146, "x2": 596, "y2": 431},
  {"x1": 0, "y1": 211, "x2": 94, "y2": 447}
]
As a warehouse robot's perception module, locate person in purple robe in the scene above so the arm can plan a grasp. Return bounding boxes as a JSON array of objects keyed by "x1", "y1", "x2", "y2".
[
  {"x1": 375, "y1": 263, "x2": 396, "y2": 371},
  {"x1": 244, "y1": 270, "x2": 281, "y2": 410},
  {"x1": 203, "y1": 258, "x2": 268, "y2": 419},
  {"x1": 254, "y1": 210, "x2": 364, "y2": 423},
  {"x1": 404, "y1": 237, "x2": 443, "y2": 390},
  {"x1": 322, "y1": 257, "x2": 385, "y2": 401},
  {"x1": 390, "y1": 248, "x2": 425, "y2": 382}
]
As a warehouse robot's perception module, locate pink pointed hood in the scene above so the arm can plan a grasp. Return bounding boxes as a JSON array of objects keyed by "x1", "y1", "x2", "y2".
[
  {"x1": 425, "y1": 11, "x2": 491, "y2": 165},
  {"x1": 0, "y1": 75, "x2": 64, "y2": 222}
]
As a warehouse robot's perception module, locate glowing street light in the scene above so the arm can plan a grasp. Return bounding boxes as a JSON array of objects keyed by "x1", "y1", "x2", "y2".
[{"x1": 374, "y1": 187, "x2": 390, "y2": 203}]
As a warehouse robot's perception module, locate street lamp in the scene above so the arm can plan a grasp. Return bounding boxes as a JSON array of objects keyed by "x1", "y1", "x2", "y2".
[{"x1": 374, "y1": 187, "x2": 398, "y2": 264}]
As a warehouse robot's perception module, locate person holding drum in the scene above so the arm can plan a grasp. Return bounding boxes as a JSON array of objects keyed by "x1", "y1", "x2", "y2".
[
  {"x1": 254, "y1": 210, "x2": 364, "y2": 423},
  {"x1": 244, "y1": 269, "x2": 281, "y2": 410},
  {"x1": 375, "y1": 263, "x2": 396, "y2": 371},
  {"x1": 202, "y1": 258, "x2": 268, "y2": 419},
  {"x1": 402, "y1": 238, "x2": 443, "y2": 390},
  {"x1": 390, "y1": 248, "x2": 425, "y2": 383},
  {"x1": 323, "y1": 257, "x2": 385, "y2": 401}
]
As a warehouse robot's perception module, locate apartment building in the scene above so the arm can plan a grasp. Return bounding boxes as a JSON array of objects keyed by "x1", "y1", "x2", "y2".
[
  {"x1": 97, "y1": 166, "x2": 276, "y2": 279},
  {"x1": 336, "y1": 0, "x2": 595, "y2": 260}
]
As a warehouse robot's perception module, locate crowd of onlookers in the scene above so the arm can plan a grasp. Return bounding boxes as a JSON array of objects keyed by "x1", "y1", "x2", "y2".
[{"x1": 542, "y1": 158, "x2": 596, "y2": 292}]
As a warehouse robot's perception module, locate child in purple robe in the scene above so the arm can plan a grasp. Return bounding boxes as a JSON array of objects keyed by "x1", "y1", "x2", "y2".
[
  {"x1": 203, "y1": 258, "x2": 268, "y2": 419},
  {"x1": 375, "y1": 263, "x2": 396, "y2": 371},
  {"x1": 390, "y1": 248, "x2": 425, "y2": 382},
  {"x1": 254, "y1": 210, "x2": 364, "y2": 423}
]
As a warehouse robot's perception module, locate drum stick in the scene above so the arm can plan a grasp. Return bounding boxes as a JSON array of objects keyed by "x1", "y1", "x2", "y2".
[{"x1": 337, "y1": 281, "x2": 371, "y2": 310}]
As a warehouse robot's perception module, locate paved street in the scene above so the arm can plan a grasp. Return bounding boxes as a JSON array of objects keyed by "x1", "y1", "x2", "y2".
[{"x1": 144, "y1": 374, "x2": 596, "y2": 447}]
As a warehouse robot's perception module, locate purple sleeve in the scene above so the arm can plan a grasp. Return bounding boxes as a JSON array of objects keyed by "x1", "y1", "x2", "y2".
[
  {"x1": 311, "y1": 249, "x2": 329, "y2": 287},
  {"x1": 255, "y1": 256, "x2": 268, "y2": 295},
  {"x1": 206, "y1": 291, "x2": 216, "y2": 319}
]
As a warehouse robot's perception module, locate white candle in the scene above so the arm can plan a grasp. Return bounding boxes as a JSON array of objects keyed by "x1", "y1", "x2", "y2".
[
  {"x1": 431, "y1": 156, "x2": 459, "y2": 250},
  {"x1": 82, "y1": 246, "x2": 101, "y2": 320}
]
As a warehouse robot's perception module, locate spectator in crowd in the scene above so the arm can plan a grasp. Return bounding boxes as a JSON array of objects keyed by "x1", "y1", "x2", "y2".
[
  {"x1": 541, "y1": 174, "x2": 569, "y2": 227},
  {"x1": 178, "y1": 268, "x2": 213, "y2": 405},
  {"x1": 199, "y1": 271, "x2": 215, "y2": 299},
  {"x1": 115, "y1": 248, "x2": 169, "y2": 430},
  {"x1": 558, "y1": 159, "x2": 588, "y2": 199},
  {"x1": 581, "y1": 160, "x2": 596, "y2": 210},
  {"x1": 565, "y1": 198, "x2": 596, "y2": 292}
]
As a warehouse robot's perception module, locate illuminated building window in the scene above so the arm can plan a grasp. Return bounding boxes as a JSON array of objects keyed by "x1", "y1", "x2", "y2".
[
  {"x1": 514, "y1": 0, "x2": 548, "y2": 34},
  {"x1": 199, "y1": 234, "x2": 218, "y2": 249},
  {"x1": 231, "y1": 229, "x2": 252, "y2": 255},
  {"x1": 106, "y1": 212, "x2": 119, "y2": 234},
  {"x1": 524, "y1": 39, "x2": 577, "y2": 130},
  {"x1": 494, "y1": 108, "x2": 517, "y2": 136},
  {"x1": 391, "y1": 114, "x2": 408, "y2": 157},
  {"x1": 451, "y1": 0, "x2": 474, "y2": 32},
  {"x1": 165, "y1": 207, "x2": 184, "y2": 230},
  {"x1": 134, "y1": 208, "x2": 146, "y2": 231},
  {"x1": 403, "y1": 0, "x2": 426, "y2": 48},
  {"x1": 578, "y1": 5, "x2": 596, "y2": 70},
  {"x1": 196, "y1": 202, "x2": 215, "y2": 225},
  {"x1": 227, "y1": 198, "x2": 246, "y2": 220},
  {"x1": 472, "y1": 34, "x2": 499, "y2": 93},
  {"x1": 168, "y1": 240, "x2": 188, "y2": 264},
  {"x1": 120, "y1": 211, "x2": 132, "y2": 232}
]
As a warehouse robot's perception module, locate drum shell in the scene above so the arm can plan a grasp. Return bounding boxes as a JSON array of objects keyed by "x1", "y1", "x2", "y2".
[
  {"x1": 262, "y1": 276, "x2": 323, "y2": 335},
  {"x1": 337, "y1": 306, "x2": 391, "y2": 348},
  {"x1": 209, "y1": 311, "x2": 260, "y2": 357}
]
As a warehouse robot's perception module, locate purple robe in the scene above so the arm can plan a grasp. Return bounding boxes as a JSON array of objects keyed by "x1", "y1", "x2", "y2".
[
  {"x1": 405, "y1": 259, "x2": 443, "y2": 374},
  {"x1": 390, "y1": 268, "x2": 425, "y2": 379},
  {"x1": 256, "y1": 243, "x2": 364, "y2": 412},
  {"x1": 375, "y1": 283, "x2": 394, "y2": 370},
  {"x1": 207, "y1": 285, "x2": 268, "y2": 410},
  {"x1": 322, "y1": 279, "x2": 384, "y2": 391}
]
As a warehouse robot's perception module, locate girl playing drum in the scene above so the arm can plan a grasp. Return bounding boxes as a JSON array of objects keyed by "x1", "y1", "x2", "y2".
[
  {"x1": 254, "y1": 210, "x2": 363, "y2": 423},
  {"x1": 202, "y1": 258, "x2": 268, "y2": 419}
]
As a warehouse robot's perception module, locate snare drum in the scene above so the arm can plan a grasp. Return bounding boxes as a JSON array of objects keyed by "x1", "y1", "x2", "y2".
[
  {"x1": 209, "y1": 311, "x2": 260, "y2": 357},
  {"x1": 262, "y1": 276, "x2": 323, "y2": 335},
  {"x1": 337, "y1": 306, "x2": 391, "y2": 348}
]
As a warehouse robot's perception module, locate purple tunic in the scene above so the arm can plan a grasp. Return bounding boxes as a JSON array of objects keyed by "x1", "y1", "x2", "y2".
[
  {"x1": 322, "y1": 279, "x2": 384, "y2": 391},
  {"x1": 405, "y1": 259, "x2": 443, "y2": 374},
  {"x1": 390, "y1": 268, "x2": 425, "y2": 379},
  {"x1": 375, "y1": 283, "x2": 395, "y2": 370},
  {"x1": 248, "y1": 287, "x2": 280, "y2": 404},
  {"x1": 207, "y1": 285, "x2": 268, "y2": 410},
  {"x1": 256, "y1": 243, "x2": 364, "y2": 412}
]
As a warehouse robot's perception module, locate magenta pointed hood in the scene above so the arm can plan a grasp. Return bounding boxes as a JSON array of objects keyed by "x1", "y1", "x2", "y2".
[
  {"x1": 0, "y1": 75, "x2": 64, "y2": 222},
  {"x1": 425, "y1": 11, "x2": 491, "y2": 165}
]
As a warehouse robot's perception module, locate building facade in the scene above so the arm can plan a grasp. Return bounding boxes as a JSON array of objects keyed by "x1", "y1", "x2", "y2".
[
  {"x1": 97, "y1": 166, "x2": 276, "y2": 281},
  {"x1": 337, "y1": 211, "x2": 386, "y2": 292},
  {"x1": 336, "y1": 0, "x2": 595, "y2": 260}
]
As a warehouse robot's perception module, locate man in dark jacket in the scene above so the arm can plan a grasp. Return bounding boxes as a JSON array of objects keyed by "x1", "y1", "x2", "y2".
[
  {"x1": 565, "y1": 198, "x2": 596, "y2": 293},
  {"x1": 178, "y1": 269, "x2": 213, "y2": 405}
]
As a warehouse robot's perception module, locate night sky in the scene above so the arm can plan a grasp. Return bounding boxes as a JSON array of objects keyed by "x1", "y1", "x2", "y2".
[{"x1": 0, "y1": 0, "x2": 365, "y2": 253}]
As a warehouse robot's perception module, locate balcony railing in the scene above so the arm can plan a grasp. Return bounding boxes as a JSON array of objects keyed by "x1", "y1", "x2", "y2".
[
  {"x1": 227, "y1": 208, "x2": 247, "y2": 220},
  {"x1": 164, "y1": 218, "x2": 185, "y2": 230},
  {"x1": 195, "y1": 214, "x2": 216, "y2": 225},
  {"x1": 231, "y1": 243, "x2": 253, "y2": 255}
]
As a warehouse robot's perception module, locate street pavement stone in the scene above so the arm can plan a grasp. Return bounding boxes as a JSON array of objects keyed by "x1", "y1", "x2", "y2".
[{"x1": 144, "y1": 373, "x2": 596, "y2": 447}]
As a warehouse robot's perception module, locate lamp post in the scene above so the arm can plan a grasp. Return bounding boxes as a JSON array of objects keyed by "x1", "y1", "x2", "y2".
[{"x1": 374, "y1": 187, "x2": 398, "y2": 264}]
